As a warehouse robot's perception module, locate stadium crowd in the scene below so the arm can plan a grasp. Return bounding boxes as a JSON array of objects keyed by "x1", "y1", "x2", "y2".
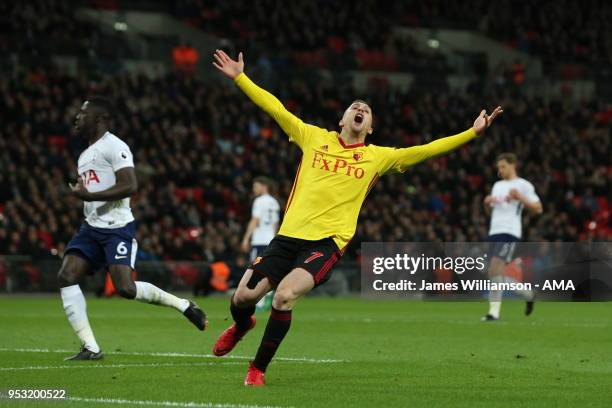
[
  {"x1": 1, "y1": 63, "x2": 610, "y2": 263},
  {"x1": 402, "y1": 0, "x2": 612, "y2": 73},
  {"x1": 0, "y1": 0, "x2": 133, "y2": 62},
  {"x1": 0, "y1": 0, "x2": 610, "y2": 266},
  {"x1": 171, "y1": 0, "x2": 450, "y2": 74},
  {"x1": 171, "y1": 0, "x2": 611, "y2": 78}
]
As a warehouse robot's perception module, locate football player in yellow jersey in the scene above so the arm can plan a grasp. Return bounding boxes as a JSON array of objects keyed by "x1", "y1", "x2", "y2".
[{"x1": 211, "y1": 50, "x2": 503, "y2": 386}]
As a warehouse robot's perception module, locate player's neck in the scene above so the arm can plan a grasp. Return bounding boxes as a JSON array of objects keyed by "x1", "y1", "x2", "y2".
[
  {"x1": 89, "y1": 128, "x2": 108, "y2": 145},
  {"x1": 339, "y1": 128, "x2": 366, "y2": 146}
]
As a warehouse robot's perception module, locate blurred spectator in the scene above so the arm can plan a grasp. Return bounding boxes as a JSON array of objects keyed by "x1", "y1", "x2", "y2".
[{"x1": 172, "y1": 42, "x2": 199, "y2": 74}]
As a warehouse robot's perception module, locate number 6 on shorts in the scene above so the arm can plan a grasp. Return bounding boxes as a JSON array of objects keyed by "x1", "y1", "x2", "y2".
[
  {"x1": 112, "y1": 239, "x2": 137, "y2": 269},
  {"x1": 117, "y1": 242, "x2": 128, "y2": 255}
]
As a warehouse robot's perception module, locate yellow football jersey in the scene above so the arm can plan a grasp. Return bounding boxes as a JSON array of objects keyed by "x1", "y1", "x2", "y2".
[{"x1": 235, "y1": 73, "x2": 478, "y2": 251}]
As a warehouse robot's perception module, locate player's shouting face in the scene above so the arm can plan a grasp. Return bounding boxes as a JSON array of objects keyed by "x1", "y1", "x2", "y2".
[{"x1": 339, "y1": 100, "x2": 373, "y2": 138}]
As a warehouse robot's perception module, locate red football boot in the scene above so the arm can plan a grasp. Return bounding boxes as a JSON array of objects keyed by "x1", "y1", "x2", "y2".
[
  {"x1": 244, "y1": 361, "x2": 265, "y2": 386},
  {"x1": 212, "y1": 316, "x2": 256, "y2": 356}
]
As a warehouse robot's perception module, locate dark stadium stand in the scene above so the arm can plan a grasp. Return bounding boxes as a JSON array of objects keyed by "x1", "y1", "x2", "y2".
[{"x1": 0, "y1": 0, "x2": 610, "y2": 270}]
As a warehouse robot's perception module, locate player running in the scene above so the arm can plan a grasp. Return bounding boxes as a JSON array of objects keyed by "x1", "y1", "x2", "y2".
[
  {"x1": 212, "y1": 50, "x2": 503, "y2": 386},
  {"x1": 58, "y1": 97, "x2": 207, "y2": 361},
  {"x1": 481, "y1": 153, "x2": 542, "y2": 321},
  {"x1": 240, "y1": 177, "x2": 280, "y2": 312}
]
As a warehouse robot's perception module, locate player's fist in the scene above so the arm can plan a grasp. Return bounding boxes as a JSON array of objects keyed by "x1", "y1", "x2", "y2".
[
  {"x1": 213, "y1": 50, "x2": 244, "y2": 79},
  {"x1": 472, "y1": 106, "x2": 503, "y2": 136},
  {"x1": 240, "y1": 240, "x2": 250, "y2": 253},
  {"x1": 484, "y1": 195, "x2": 494, "y2": 206},
  {"x1": 69, "y1": 177, "x2": 92, "y2": 201}
]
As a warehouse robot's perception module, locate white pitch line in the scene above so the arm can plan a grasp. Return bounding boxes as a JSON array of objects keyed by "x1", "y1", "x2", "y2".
[
  {"x1": 67, "y1": 396, "x2": 290, "y2": 408},
  {"x1": 0, "y1": 348, "x2": 346, "y2": 363},
  {"x1": 0, "y1": 362, "x2": 242, "y2": 372}
]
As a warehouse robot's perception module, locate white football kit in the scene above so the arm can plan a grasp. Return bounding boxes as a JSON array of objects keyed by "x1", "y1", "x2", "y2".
[
  {"x1": 251, "y1": 194, "x2": 280, "y2": 246},
  {"x1": 488, "y1": 177, "x2": 540, "y2": 239},
  {"x1": 77, "y1": 131, "x2": 135, "y2": 229}
]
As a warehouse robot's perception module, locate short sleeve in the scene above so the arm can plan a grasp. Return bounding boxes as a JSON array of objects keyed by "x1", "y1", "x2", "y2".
[
  {"x1": 252, "y1": 198, "x2": 264, "y2": 219},
  {"x1": 106, "y1": 140, "x2": 134, "y2": 172},
  {"x1": 522, "y1": 181, "x2": 540, "y2": 203},
  {"x1": 491, "y1": 182, "x2": 499, "y2": 195}
]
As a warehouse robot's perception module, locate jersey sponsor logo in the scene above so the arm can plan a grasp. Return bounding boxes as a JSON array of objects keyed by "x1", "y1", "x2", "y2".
[
  {"x1": 319, "y1": 144, "x2": 329, "y2": 151},
  {"x1": 82, "y1": 169, "x2": 100, "y2": 185},
  {"x1": 304, "y1": 251, "x2": 324, "y2": 264},
  {"x1": 312, "y1": 152, "x2": 365, "y2": 179}
]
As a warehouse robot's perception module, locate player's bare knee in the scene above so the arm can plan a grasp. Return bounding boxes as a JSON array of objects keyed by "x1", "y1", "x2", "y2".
[
  {"x1": 57, "y1": 265, "x2": 78, "y2": 286},
  {"x1": 116, "y1": 281, "x2": 136, "y2": 299},
  {"x1": 272, "y1": 289, "x2": 296, "y2": 310}
]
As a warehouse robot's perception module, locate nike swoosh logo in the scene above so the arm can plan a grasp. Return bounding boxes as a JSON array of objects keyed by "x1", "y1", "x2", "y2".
[{"x1": 115, "y1": 255, "x2": 127, "y2": 259}]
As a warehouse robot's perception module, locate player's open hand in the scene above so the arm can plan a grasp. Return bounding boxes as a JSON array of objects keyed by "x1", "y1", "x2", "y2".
[
  {"x1": 472, "y1": 106, "x2": 503, "y2": 136},
  {"x1": 69, "y1": 177, "x2": 92, "y2": 201},
  {"x1": 213, "y1": 50, "x2": 244, "y2": 79}
]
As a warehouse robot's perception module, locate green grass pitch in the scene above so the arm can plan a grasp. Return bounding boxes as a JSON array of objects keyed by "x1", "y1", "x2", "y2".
[{"x1": 0, "y1": 296, "x2": 610, "y2": 407}]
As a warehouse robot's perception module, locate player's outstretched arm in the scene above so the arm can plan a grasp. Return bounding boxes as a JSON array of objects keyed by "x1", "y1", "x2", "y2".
[
  {"x1": 70, "y1": 168, "x2": 138, "y2": 202},
  {"x1": 213, "y1": 50, "x2": 309, "y2": 145},
  {"x1": 381, "y1": 107, "x2": 503, "y2": 173}
]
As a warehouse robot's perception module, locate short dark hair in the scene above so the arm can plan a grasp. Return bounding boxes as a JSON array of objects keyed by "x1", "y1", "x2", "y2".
[
  {"x1": 87, "y1": 96, "x2": 114, "y2": 121},
  {"x1": 254, "y1": 176, "x2": 275, "y2": 190},
  {"x1": 496, "y1": 152, "x2": 518, "y2": 165}
]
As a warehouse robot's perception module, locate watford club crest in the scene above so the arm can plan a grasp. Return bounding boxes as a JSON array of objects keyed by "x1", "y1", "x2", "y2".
[{"x1": 353, "y1": 151, "x2": 364, "y2": 162}]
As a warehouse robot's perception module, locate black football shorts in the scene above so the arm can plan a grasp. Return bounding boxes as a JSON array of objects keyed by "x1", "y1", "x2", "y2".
[{"x1": 250, "y1": 235, "x2": 342, "y2": 287}]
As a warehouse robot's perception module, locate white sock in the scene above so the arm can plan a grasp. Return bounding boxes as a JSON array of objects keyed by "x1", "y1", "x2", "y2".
[
  {"x1": 60, "y1": 285, "x2": 100, "y2": 353},
  {"x1": 135, "y1": 281, "x2": 189, "y2": 312},
  {"x1": 488, "y1": 275, "x2": 504, "y2": 318}
]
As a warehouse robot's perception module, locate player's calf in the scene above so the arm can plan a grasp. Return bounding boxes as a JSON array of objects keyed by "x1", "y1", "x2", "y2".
[{"x1": 58, "y1": 255, "x2": 102, "y2": 359}]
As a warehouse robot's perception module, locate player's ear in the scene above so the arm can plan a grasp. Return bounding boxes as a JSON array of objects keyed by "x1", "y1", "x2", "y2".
[
  {"x1": 367, "y1": 126, "x2": 373, "y2": 135},
  {"x1": 339, "y1": 119, "x2": 344, "y2": 128}
]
